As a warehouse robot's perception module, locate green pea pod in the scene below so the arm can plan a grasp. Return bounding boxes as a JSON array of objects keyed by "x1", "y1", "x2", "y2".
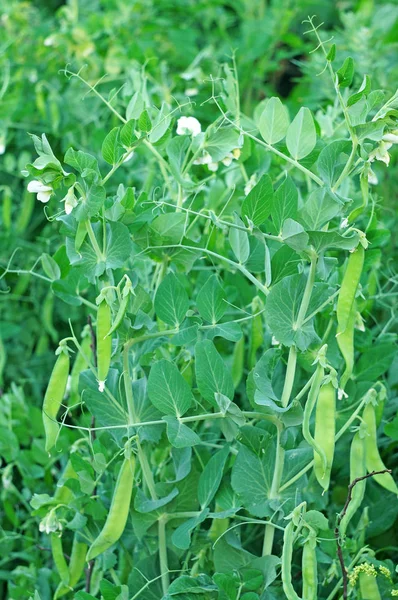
[
  {"x1": 303, "y1": 364, "x2": 327, "y2": 475},
  {"x1": 15, "y1": 189, "x2": 35, "y2": 234},
  {"x1": 336, "y1": 302, "x2": 356, "y2": 391},
  {"x1": 339, "y1": 431, "x2": 367, "y2": 537},
  {"x1": 54, "y1": 535, "x2": 88, "y2": 598},
  {"x1": 281, "y1": 520, "x2": 301, "y2": 600},
  {"x1": 363, "y1": 403, "x2": 398, "y2": 496},
  {"x1": 337, "y1": 245, "x2": 364, "y2": 333},
  {"x1": 313, "y1": 382, "x2": 336, "y2": 492},
  {"x1": 86, "y1": 455, "x2": 136, "y2": 561},
  {"x1": 232, "y1": 336, "x2": 245, "y2": 388},
  {"x1": 302, "y1": 534, "x2": 318, "y2": 600},
  {"x1": 69, "y1": 333, "x2": 92, "y2": 404},
  {"x1": 96, "y1": 300, "x2": 112, "y2": 391},
  {"x1": 43, "y1": 348, "x2": 70, "y2": 453},
  {"x1": 51, "y1": 533, "x2": 69, "y2": 587},
  {"x1": 54, "y1": 460, "x2": 78, "y2": 504},
  {"x1": 106, "y1": 292, "x2": 130, "y2": 338},
  {"x1": 359, "y1": 572, "x2": 381, "y2": 600},
  {"x1": 249, "y1": 297, "x2": 263, "y2": 369}
]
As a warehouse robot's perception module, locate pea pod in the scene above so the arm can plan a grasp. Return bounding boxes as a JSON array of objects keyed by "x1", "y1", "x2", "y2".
[
  {"x1": 43, "y1": 346, "x2": 70, "y2": 452},
  {"x1": 339, "y1": 430, "x2": 367, "y2": 537},
  {"x1": 359, "y1": 572, "x2": 381, "y2": 600},
  {"x1": 97, "y1": 300, "x2": 112, "y2": 391},
  {"x1": 313, "y1": 382, "x2": 336, "y2": 492},
  {"x1": 86, "y1": 455, "x2": 136, "y2": 561},
  {"x1": 54, "y1": 535, "x2": 88, "y2": 598},
  {"x1": 281, "y1": 520, "x2": 301, "y2": 600},
  {"x1": 363, "y1": 403, "x2": 398, "y2": 496},
  {"x1": 336, "y1": 303, "x2": 356, "y2": 391},
  {"x1": 336, "y1": 245, "x2": 364, "y2": 333},
  {"x1": 303, "y1": 363, "x2": 327, "y2": 475},
  {"x1": 69, "y1": 332, "x2": 92, "y2": 404},
  {"x1": 51, "y1": 533, "x2": 69, "y2": 587},
  {"x1": 302, "y1": 534, "x2": 317, "y2": 600},
  {"x1": 106, "y1": 278, "x2": 132, "y2": 338}
]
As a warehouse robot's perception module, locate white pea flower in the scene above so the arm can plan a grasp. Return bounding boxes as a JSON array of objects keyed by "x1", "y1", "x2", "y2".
[
  {"x1": 0, "y1": 143, "x2": 5, "y2": 155},
  {"x1": 369, "y1": 141, "x2": 392, "y2": 166},
  {"x1": 123, "y1": 151, "x2": 134, "y2": 163},
  {"x1": 382, "y1": 130, "x2": 398, "y2": 144},
  {"x1": 62, "y1": 187, "x2": 78, "y2": 215},
  {"x1": 271, "y1": 336, "x2": 280, "y2": 346},
  {"x1": 244, "y1": 174, "x2": 257, "y2": 196},
  {"x1": 367, "y1": 167, "x2": 378, "y2": 185},
  {"x1": 232, "y1": 148, "x2": 241, "y2": 159},
  {"x1": 340, "y1": 218, "x2": 349, "y2": 229},
  {"x1": 221, "y1": 153, "x2": 233, "y2": 167},
  {"x1": 39, "y1": 510, "x2": 62, "y2": 535},
  {"x1": 208, "y1": 162, "x2": 219, "y2": 172},
  {"x1": 185, "y1": 88, "x2": 199, "y2": 97},
  {"x1": 176, "y1": 116, "x2": 201, "y2": 137},
  {"x1": 27, "y1": 180, "x2": 52, "y2": 203},
  {"x1": 98, "y1": 380, "x2": 106, "y2": 393},
  {"x1": 44, "y1": 35, "x2": 55, "y2": 47},
  {"x1": 193, "y1": 151, "x2": 212, "y2": 165}
]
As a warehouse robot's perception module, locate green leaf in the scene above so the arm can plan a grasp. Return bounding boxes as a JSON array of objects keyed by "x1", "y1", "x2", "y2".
[
  {"x1": 257, "y1": 97, "x2": 290, "y2": 144},
  {"x1": 198, "y1": 446, "x2": 230, "y2": 508},
  {"x1": 326, "y1": 43, "x2": 336, "y2": 62},
  {"x1": 166, "y1": 136, "x2": 190, "y2": 183},
  {"x1": 272, "y1": 176, "x2": 298, "y2": 234},
  {"x1": 151, "y1": 212, "x2": 186, "y2": 243},
  {"x1": 154, "y1": 273, "x2": 189, "y2": 327},
  {"x1": 317, "y1": 140, "x2": 352, "y2": 187},
  {"x1": 286, "y1": 107, "x2": 316, "y2": 160},
  {"x1": 134, "y1": 487, "x2": 179, "y2": 513},
  {"x1": 197, "y1": 275, "x2": 226, "y2": 324},
  {"x1": 281, "y1": 219, "x2": 309, "y2": 252},
  {"x1": 64, "y1": 148, "x2": 100, "y2": 177},
  {"x1": 231, "y1": 444, "x2": 275, "y2": 517},
  {"x1": 337, "y1": 56, "x2": 355, "y2": 88},
  {"x1": 205, "y1": 127, "x2": 241, "y2": 162},
  {"x1": 148, "y1": 103, "x2": 171, "y2": 144},
  {"x1": 355, "y1": 342, "x2": 396, "y2": 382},
  {"x1": 120, "y1": 119, "x2": 137, "y2": 147},
  {"x1": 171, "y1": 510, "x2": 209, "y2": 550},
  {"x1": 102, "y1": 127, "x2": 123, "y2": 165},
  {"x1": 266, "y1": 274, "x2": 322, "y2": 351},
  {"x1": 307, "y1": 230, "x2": 359, "y2": 253},
  {"x1": 251, "y1": 349, "x2": 280, "y2": 403},
  {"x1": 347, "y1": 74, "x2": 371, "y2": 107},
  {"x1": 41, "y1": 253, "x2": 60, "y2": 280},
  {"x1": 299, "y1": 188, "x2": 341, "y2": 230},
  {"x1": 229, "y1": 214, "x2": 250, "y2": 264},
  {"x1": 241, "y1": 174, "x2": 273, "y2": 227},
  {"x1": 148, "y1": 359, "x2": 194, "y2": 417},
  {"x1": 66, "y1": 221, "x2": 132, "y2": 283},
  {"x1": 138, "y1": 110, "x2": 152, "y2": 133},
  {"x1": 126, "y1": 92, "x2": 144, "y2": 120},
  {"x1": 195, "y1": 340, "x2": 234, "y2": 405},
  {"x1": 163, "y1": 416, "x2": 201, "y2": 447}
]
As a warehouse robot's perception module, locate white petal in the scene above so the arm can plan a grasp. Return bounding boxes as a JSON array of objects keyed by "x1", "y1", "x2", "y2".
[
  {"x1": 382, "y1": 133, "x2": 398, "y2": 144},
  {"x1": 27, "y1": 180, "x2": 52, "y2": 193},
  {"x1": 37, "y1": 190, "x2": 52, "y2": 203},
  {"x1": 0, "y1": 143, "x2": 5, "y2": 155},
  {"x1": 208, "y1": 162, "x2": 219, "y2": 172},
  {"x1": 176, "y1": 116, "x2": 201, "y2": 137}
]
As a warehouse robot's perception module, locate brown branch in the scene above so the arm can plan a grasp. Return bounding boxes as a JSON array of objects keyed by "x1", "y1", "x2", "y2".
[{"x1": 334, "y1": 469, "x2": 392, "y2": 599}]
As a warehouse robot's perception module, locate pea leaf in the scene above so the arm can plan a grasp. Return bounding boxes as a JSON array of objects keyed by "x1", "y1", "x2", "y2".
[
  {"x1": 272, "y1": 176, "x2": 298, "y2": 234},
  {"x1": 231, "y1": 444, "x2": 275, "y2": 517},
  {"x1": 102, "y1": 127, "x2": 123, "y2": 165},
  {"x1": 171, "y1": 510, "x2": 210, "y2": 550},
  {"x1": 258, "y1": 97, "x2": 290, "y2": 144},
  {"x1": 337, "y1": 56, "x2": 355, "y2": 88},
  {"x1": 198, "y1": 446, "x2": 230, "y2": 508},
  {"x1": 195, "y1": 340, "x2": 234, "y2": 405},
  {"x1": 197, "y1": 274, "x2": 226, "y2": 324},
  {"x1": 241, "y1": 174, "x2": 273, "y2": 227},
  {"x1": 163, "y1": 416, "x2": 201, "y2": 448},
  {"x1": 286, "y1": 107, "x2": 316, "y2": 160},
  {"x1": 229, "y1": 214, "x2": 250, "y2": 264},
  {"x1": 148, "y1": 359, "x2": 194, "y2": 417},
  {"x1": 154, "y1": 273, "x2": 189, "y2": 327}
]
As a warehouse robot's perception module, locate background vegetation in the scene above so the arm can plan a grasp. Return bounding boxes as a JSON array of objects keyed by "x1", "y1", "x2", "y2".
[{"x1": 0, "y1": 1, "x2": 397, "y2": 599}]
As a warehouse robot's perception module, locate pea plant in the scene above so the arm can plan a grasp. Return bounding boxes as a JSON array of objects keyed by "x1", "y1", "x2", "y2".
[{"x1": 9, "y1": 19, "x2": 398, "y2": 600}]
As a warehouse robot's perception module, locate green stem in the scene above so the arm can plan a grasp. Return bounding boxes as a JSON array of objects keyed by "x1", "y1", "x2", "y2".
[
  {"x1": 158, "y1": 515, "x2": 170, "y2": 594},
  {"x1": 85, "y1": 220, "x2": 104, "y2": 261},
  {"x1": 294, "y1": 253, "x2": 318, "y2": 330},
  {"x1": 262, "y1": 425, "x2": 284, "y2": 555},
  {"x1": 281, "y1": 346, "x2": 297, "y2": 408}
]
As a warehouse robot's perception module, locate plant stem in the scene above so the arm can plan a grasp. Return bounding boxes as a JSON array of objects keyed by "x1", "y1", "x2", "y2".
[
  {"x1": 262, "y1": 425, "x2": 284, "y2": 555},
  {"x1": 158, "y1": 515, "x2": 170, "y2": 594},
  {"x1": 85, "y1": 220, "x2": 103, "y2": 261},
  {"x1": 294, "y1": 253, "x2": 318, "y2": 330}
]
